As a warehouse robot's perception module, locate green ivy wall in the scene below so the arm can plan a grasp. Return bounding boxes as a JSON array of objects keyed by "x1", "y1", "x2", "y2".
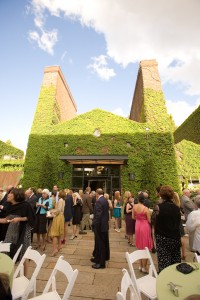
[
  {"x1": 175, "y1": 140, "x2": 200, "y2": 186},
  {"x1": 23, "y1": 85, "x2": 180, "y2": 199},
  {"x1": 174, "y1": 105, "x2": 200, "y2": 144}
]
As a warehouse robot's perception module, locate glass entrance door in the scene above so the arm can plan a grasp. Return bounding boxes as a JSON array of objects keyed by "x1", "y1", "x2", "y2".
[
  {"x1": 87, "y1": 179, "x2": 107, "y2": 191},
  {"x1": 71, "y1": 164, "x2": 121, "y2": 197}
]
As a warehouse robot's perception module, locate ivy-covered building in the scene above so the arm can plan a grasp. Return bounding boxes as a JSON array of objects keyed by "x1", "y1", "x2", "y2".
[
  {"x1": 174, "y1": 104, "x2": 200, "y2": 187},
  {"x1": 23, "y1": 60, "x2": 199, "y2": 197}
]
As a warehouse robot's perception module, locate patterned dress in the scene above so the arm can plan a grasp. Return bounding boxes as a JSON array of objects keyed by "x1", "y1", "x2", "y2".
[{"x1": 155, "y1": 200, "x2": 181, "y2": 272}]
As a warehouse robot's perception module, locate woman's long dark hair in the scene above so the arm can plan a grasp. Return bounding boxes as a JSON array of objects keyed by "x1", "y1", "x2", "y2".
[{"x1": 10, "y1": 188, "x2": 25, "y2": 203}]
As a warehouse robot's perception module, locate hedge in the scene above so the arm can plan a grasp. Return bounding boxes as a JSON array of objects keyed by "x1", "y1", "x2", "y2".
[{"x1": 0, "y1": 141, "x2": 24, "y2": 171}]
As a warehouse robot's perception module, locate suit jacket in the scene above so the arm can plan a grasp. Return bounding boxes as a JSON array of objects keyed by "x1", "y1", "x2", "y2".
[
  {"x1": 27, "y1": 193, "x2": 38, "y2": 210},
  {"x1": 82, "y1": 192, "x2": 93, "y2": 214},
  {"x1": 181, "y1": 195, "x2": 195, "y2": 220},
  {"x1": 92, "y1": 196, "x2": 109, "y2": 232}
]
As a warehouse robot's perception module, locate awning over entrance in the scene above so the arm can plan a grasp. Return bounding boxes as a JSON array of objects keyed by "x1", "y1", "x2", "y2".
[{"x1": 60, "y1": 155, "x2": 128, "y2": 165}]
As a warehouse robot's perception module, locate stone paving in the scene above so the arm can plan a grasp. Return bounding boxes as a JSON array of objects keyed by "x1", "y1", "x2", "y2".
[{"x1": 26, "y1": 221, "x2": 194, "y2": 300}]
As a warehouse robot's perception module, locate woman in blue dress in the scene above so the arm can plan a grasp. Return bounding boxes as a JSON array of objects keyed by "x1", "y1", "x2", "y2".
[{"x1": 113, "y1": 191, "x2": 122, "y2": 233}]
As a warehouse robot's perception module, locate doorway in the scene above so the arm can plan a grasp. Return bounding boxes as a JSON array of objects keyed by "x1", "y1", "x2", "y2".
[
  {"x1": 71, "y1": 164, "x2": 121, "y2": 197},
  {"x1": 87, "y1": 179, "x2": 106, "y2": 191}
]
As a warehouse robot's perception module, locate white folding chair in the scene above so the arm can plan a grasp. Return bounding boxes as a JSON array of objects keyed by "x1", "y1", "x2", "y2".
[
  {"x1": 12, "y1": 244, "x2": 23, "y2": 264},
  {"x1": 12, "y1": 246, "x2": 46, "y2": 300},
  {"x1": 0, "y1": 241, "x2": 11, "y2": 252},
  {"x1": 125, "y1": 247, "x2": 158, "y2": 300},
  {"x1": 28, "y1": 255, "x2": 79, "y2": 300},
  {"x1": 116, "y1": 268, "x2": 140, "y2": 300},
  {"x1": 194, "y1": 253, "x2": 200, "y2": 262}
]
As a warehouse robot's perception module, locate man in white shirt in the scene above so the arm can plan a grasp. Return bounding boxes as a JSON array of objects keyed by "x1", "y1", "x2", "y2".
[{"x1": 186, "y1": 197, "x2": 200, "y2": 255}]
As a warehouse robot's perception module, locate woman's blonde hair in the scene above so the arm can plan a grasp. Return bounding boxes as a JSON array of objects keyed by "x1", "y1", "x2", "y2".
[
  {"x1": 124, "y1": 191, "x2": 131, "y2": 199},
  {"x1": 172, "y1": 192, "x2": 181, "y2": 208},
  {"x1": 104, "y1": 193, "x2": 109, "y2": 200}
]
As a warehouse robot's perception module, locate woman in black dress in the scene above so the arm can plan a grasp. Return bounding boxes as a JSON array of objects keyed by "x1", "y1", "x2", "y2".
[
  {"x1": 154, "y1": 185, "x2": 181, "y2": 272},
  {"x1": 62, "y1": 189, "x2": 73, "y2": 244},
  {"x1": 69, "y1": 192, "x2": 82, "y2": 240},
  {"x1": 124, "y1": 193, "x2": 135, "y2": 246},
  {"x1": 0, "y1": 188, "x2": 35, "y2": 275}
]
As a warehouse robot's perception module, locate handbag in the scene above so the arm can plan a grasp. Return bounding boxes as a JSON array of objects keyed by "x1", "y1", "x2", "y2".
[
  {"x1": 176, "y1": 263, "x2": 194, "y2": 274},
  {"x1": 46, "y1": 210, "x2": 53, "y2": 218}
]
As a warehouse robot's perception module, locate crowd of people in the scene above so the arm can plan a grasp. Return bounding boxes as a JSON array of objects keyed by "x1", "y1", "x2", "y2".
[{"x1": 0, "y1": 184, "x2": 200, "y2": 276}]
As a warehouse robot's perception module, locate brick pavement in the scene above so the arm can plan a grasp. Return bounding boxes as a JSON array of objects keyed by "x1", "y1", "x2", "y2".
[{"x1": 27, "y1": 222, "x2": 194, "y2": 300}]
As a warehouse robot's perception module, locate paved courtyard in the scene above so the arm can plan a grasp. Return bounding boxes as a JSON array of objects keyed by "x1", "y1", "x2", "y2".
[{"x1": 28, "y1": 221, "x2": 194, "y2": 300}]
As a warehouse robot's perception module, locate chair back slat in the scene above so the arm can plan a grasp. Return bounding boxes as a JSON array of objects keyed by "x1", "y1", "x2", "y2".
[
  {"x1": 43, "y1": 255, "x2": 79, "y2": 300},
  {"x1": 116, "y1": 269, "x2": 140, "y2": 300}
]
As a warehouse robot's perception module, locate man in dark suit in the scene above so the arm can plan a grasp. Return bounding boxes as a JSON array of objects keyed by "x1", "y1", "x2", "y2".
[
  {"x1": 91, "y1": 188, "x2": 110, "y2": 269},
  {"x1": 25, "y1": 188, "x2": 37, "y2": 211},
  {"x1": 25, "y1": 188, "x2": 38, "y2": 242}
]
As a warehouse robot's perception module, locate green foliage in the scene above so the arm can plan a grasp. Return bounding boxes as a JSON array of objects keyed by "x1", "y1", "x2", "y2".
[
  {"x1": 174, "y1": 105, "x2": 200, "y2": 188},
  {"x1": 0, "y1": 140, "x2": 24, "y2": 172},
  {"x1": 174, "y1": 105, "x2": 200, "y2": 144},
  {"x1": 23, "y1": 85, "x2": 180, "y2": 200},
  {"x1": 6, "y1": 140, "x2": 12, "y2": 146},
  {"x1": 0, "y1": 140, "x2": 24, "y2": 159},
  {"x1": 38, "y1": 154, "x2": 53, "y2": 189},
  {"x1": 175, "y1": 140, "x2": 200, "y2": 185},
  {"x1": 0, "y1": 160, "x2": 24, "y2": 171},
  {"x1": 31, "y1": 85, "x2": 57, "y2": 132},
  {"x1": 142, "y1": 89, "x2": 175, "y2": 131}
]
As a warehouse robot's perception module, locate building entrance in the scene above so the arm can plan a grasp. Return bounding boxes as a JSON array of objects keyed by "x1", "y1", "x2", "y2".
[
  {"x1": 71, "y1": 164, "x2": 121, "y2": 197},
  {"x1": 87, "y1": 179, "x2": 106, "y2": 191}
]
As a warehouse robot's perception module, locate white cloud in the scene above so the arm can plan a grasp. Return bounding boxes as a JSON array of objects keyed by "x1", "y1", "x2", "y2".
[
  {"x1": 166, "y1": 99, "x2": 200, "y2": 126},
  {"x1": 29, "y1": 28, "x2": 57, "y2": 55},
  {"x1": 29, "y1": 0, "x2": 200, "y2": 95},
  {"x1": 28, "y1": 0, "x2": 58, "y2": 54},
  {"x1": 87, "y1": 55, "x2": 116, "y2": 81}
]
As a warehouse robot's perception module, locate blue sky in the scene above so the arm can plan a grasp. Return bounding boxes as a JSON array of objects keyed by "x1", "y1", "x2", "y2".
[{"x1": 0, "y1": 0, "x2": 200, "y2": 153}]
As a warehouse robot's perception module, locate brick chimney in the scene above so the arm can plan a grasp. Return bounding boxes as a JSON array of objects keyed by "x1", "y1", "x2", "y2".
[{"x1": 43, "y1": 66, "x2": 77, "y2": 122}]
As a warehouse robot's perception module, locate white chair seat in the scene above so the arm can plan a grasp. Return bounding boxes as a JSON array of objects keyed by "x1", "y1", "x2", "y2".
[
  {"x1": 0, "y1": 242, "x2": 11, "y2": 252},
  {"x1": 137, "y1": 275, "x2": 157, "y2": 299},
  {"x1": 29, "y1": 291, "x2": 61, "y2": 300},
  {"x1": 12, "y1": 276, "x2": 30, "y2": 299}
]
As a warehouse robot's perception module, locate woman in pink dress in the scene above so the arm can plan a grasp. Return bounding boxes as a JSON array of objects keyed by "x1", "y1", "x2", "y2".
[{"x1": 132, "y1": 193, "x2": 153, "y2": 273}]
